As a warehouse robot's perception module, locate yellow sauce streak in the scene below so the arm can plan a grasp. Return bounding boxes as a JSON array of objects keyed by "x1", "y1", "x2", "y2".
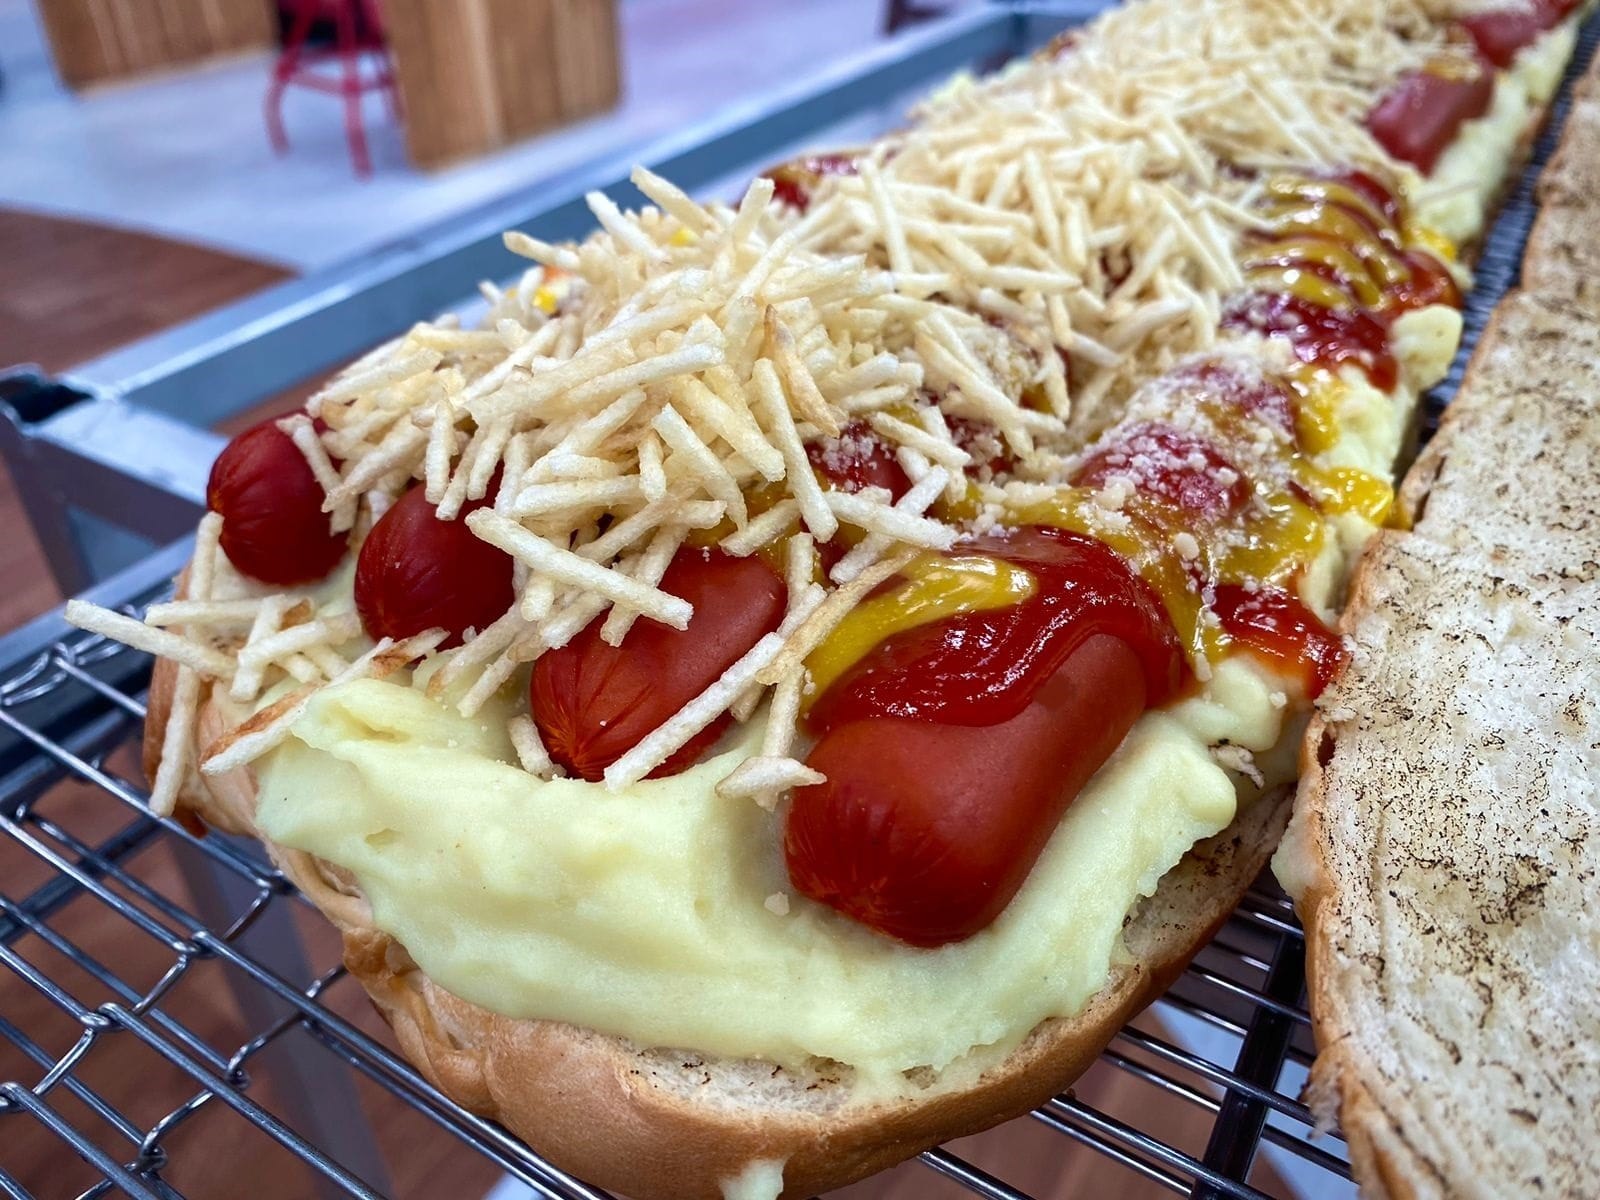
[
  {"x1": 1259, "y1": 203, "x2": 1405, "y2": 280},
  {"x1": 1404, "y1": 221, "x2": 1457, "y2": 264},
  {"x1": 1289, "y1": 368, "x2": 1342, "y2": 454},
  {"x1": 1249, "y1": 172, "x2": 1449, "y2": 320},
  {"x1": 1243, "y1": 237, "x2": 1383, "y2": 308},
  {"x1": 934, "y1": 478, "x2": 986, "y2": 524},
  {"x1": 804, "y1": 553, "x2": 1036, "y2": 702},
  {"x1": 690, "y1": 482, "x2": 793, "y2": 572},
  {"x1": 1300, "y1": 464, "x2": 1395, "y2": 524},
  {"x1": 1244, "y1": 266, "x2": 1358, "y2": 311},
  {"x1": 1263, "y1": 176, "x2": 1389, "y2": 230},
  {"x1": 1209, "y1": 490, "x2": 1325, "y2": 583}
]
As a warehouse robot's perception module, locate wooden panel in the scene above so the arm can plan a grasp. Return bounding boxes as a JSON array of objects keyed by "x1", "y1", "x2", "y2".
[
  {"x1": 487, "y1": 0, "x2": 563, "y2": 140},
  {"x1": 36, "y1": 0, "x2": 274, "y2": 89},
  {"x1": 30, "y1": 0, "x2": 106, "y2": 89},
  {"x1": 386, "y1": 0, "x2": 620, "y2": 169},
  {"x1": 0, "y1": 209, "x2": 288, "y2": 383},
  {"x1": 551, "y1": 0, "x2": 620, "y2": 120},
  {"x1": 383, "y1": 0, "x2": 499, "y2": 168}
]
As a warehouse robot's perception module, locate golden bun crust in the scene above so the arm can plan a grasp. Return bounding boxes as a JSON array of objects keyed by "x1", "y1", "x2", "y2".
[
  {"x1": 147, "y1": 653, "x2": 1288, "y2": 1198},
  {"x1": 1277, "y1": 63, "x2": 1600, "y2": 1200},
  {"x1": 1279, "y1": 538, "x2": 1436, "y2": 1200}
]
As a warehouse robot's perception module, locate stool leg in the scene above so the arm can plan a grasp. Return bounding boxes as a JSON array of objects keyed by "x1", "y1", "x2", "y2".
[
  {"x1": 264, "y1": 70, "x2": 292, "y2": 155},
  {"x1": 265, "y1": 0, "x2": 319, "y2": 154},
  {"x1": 356, "y1": 0, "x2": 400, "y2": 122},
  {"x1": 336, "y1": 0, "x2": 373, "y2": 176},
  {"x1": 379, "y1": 51, "x2": 401, "y2": 124}
]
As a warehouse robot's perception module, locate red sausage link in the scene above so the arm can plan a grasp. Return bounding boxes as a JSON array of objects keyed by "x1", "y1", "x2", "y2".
[
  {"x1": 1073, "y1": 422, "x2": 1251, "y2": 522},
  {"x1": 1367, "y1": 60, "x2": 1494, "y2": 175},
  {"x1": 355, "y1": 486, "x2": 515, "y2": 650},
  {"x1": 1465, "y1": 0, "x2": 1577, "y2": 69},
  {"x1": 206, "y1": 416, "x2": 347, "y2": 586},
  {"x1": 787, "y1": 634, "x2": 1148, "y2": 947},
  {"x1": 531, "y1": 547, "x2": 786, "y2": 782},
  {"x1": 806, "y1": 419, "x2": 911, "y2": 498}
]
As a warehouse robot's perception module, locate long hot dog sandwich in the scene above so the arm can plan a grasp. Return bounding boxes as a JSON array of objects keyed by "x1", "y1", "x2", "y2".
[{"x1": 67, "y1": 1, "x2": 1586, "y2": 1196}]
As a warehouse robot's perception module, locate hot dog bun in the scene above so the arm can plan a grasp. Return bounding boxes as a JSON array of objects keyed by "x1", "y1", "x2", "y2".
[
  {"x1": 1276, "y1": 74, "x2": 1600, "y2": 1198},
  {"x1": 1523, "y1": 82, "x2": 1600, "y2": 315},
  {"x1": 145, "y1": 652, "x2": 1288, "y2": 1200}
]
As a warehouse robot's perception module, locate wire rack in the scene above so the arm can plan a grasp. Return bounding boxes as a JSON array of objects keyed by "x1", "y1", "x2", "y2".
[
  {"x1": 0, "y1": 611, "x2": 1341, "y2": 1200},
  {"x1": 3, "y1": 13, "x2": 1595, "y2": 1200}
]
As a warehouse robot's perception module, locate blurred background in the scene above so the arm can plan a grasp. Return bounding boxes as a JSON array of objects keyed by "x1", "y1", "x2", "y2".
[
  {"x1": 0, "y1": 0, "x2": 973, "y2": 629},
  {"x1": 0, "y1": 0, "x2": 957, "y2": 269}
]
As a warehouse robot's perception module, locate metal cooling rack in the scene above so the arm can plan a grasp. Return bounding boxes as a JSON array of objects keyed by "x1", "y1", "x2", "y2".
[
  {"x1": 2, "y1": 5, "x2": 1596, "y2": 1198},
  {"x1": 0, "y1": 568, "x2": 1344, "y2": 1200}
]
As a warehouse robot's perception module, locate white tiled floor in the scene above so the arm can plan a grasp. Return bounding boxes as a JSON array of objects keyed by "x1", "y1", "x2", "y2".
[{"x1": 0, "y1": 0, "x2": 958, "y2": 271}]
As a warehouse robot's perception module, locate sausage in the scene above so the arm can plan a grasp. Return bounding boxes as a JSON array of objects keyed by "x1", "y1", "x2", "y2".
[
  {"x1": 788, "y1": 526, "x2": 1185, "y2": 946},
  {"x1": 355, "y1": 486, "x2": 515, "y2": 649},
  {"x1": 807, "y1": 419, "x2": 911, "y2": 498},
  {"x1": 206, "y1": 415, "x2": 347, "y2": 585},
  {"x1": 786, "y1": 634, "x2": 1148, "y2": 947},
  {"x1": 1464, "y1": 0, "x2": 1578, "y2": 69},
  {"x1": 531, "y1": 547, "x2": 785, "y2": 781},
  {"x1": 1073, "y1": 422, "x2": 1250, "y2": 521},
  {"x1": 1367, "y1": 60, "x2": 1495, "y2": 175}
]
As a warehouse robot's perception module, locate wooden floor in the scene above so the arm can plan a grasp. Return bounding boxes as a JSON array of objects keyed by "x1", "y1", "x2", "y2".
[
  {"x1": 0, "y1": 209, "x2": 292, "y2": 630},
  {"x1": 0, "y1": 208, "x2": 1290, "y2": 1199},
  {"x1": 0, "y1": 209, "x2": 289, "y2": 377}
]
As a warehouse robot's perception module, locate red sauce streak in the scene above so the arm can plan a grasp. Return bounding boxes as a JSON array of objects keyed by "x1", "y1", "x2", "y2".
[
  {"x1": 766, "y1": 152, "x2": 860, "y2": 213},
  {"x1": 1224, "y1": 291, "x2": 1399, "y2": 392},
  {"x1": 1212, "y1": 583, "x2": 1347, "y2": 697},
  {"x1": 1465, "y1": 0, "x2": 1577, "y2": 69},
  {"x1": 1398, "y1": 248, "x2": 1463, "y2": 311},
  {"x1": 805, "y1": 526, "x2": 1186, "y2": 732},
  {"x1": 1336, "y1": 169, "x2": 1403, "y2": 228}
]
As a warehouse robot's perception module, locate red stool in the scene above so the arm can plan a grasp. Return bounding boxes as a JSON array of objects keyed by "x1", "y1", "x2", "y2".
[{"x1": 265, "y1": 0, "x2": 398, "y2": 177}]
